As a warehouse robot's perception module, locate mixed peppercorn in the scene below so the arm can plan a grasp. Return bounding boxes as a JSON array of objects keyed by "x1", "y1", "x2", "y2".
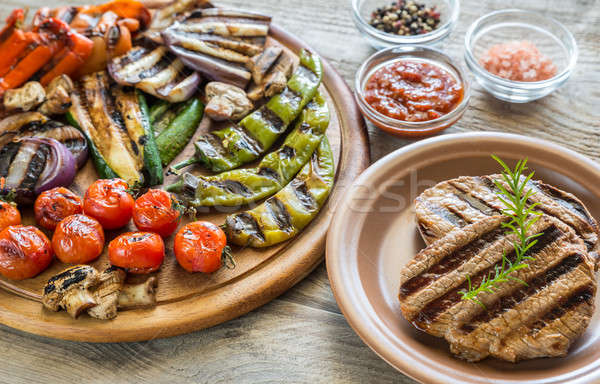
[{"x1": 369, "y1": 1, "x2": 441, "y2": 36}]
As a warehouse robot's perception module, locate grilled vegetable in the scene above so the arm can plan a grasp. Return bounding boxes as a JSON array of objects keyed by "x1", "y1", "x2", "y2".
[
  {"x1": 108, "y1": 46, "x2": 201, "y2": 102},
  {"x1": 0, "y1": 112, "x2": 88, "y2": 168},
  {"x1": 247, "y1": 52, "x2": 294, "y2": 101},
  {"x1": 88, "y1": 266, "x2": 126, "y2": 320},
  {"x1": 247, "y1": 46, "x2": 282, "y2": 85},
  {"x1": 167, "y1": 92, "x2": 329, "y2": 207},
  {"x1": 70, "y1": 0, "x2": 151, "y2": 77},
  {"x1": 3, "y1": 81, "x2": 46, "y2": 111},
  {"x1": 204, "y1": 82, "x2": 252, "y2": 121},
  {"x1": 143, "y1": 0, "x2": 213, "y2": 43},
  {"x1": 0, "y1": 15, "x2": 92, "y2": 95},
  {"x1": 42, "y1": 265, "x2": 100, "y2": 318},
  {"x1": 67, "y1": 71, "x2": 163, "y2": 186},
  {"x1": 154, "y1": 98, "x2": 204, "y2": 166},
  {"x1": 38, "y1": 74, "x2": 74, "y2": 116},
  {"x1": 224, "y1": 137, "x2": 334, "y2": 247},
  {"x1": 0, "y1": 225, "x2": 53, "y2": 280},
  {"x1": 162, "y1": 8, "x2": 272, "y2": 88},
  {"x1": 174, "y1": 49, "x2": 323, "y2": 173},
  {"x1": 0, "y1": 137, "x2": 76, "y2": 202}
]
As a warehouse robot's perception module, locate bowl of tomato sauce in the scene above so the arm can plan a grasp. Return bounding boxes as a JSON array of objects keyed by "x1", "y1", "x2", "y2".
[{"x1": 354, "y1": 45, "x2": 470, "y2": 137}]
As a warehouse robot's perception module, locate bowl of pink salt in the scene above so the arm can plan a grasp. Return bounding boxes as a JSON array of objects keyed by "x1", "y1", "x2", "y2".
[{"x1": 464, "y1": 9, "x2": 577, "y2": 103}]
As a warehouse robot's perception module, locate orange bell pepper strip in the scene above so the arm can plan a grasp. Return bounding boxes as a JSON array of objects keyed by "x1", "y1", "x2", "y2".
[
  {"x1": 39, "y1": 30, "x2": 93, "y2": 85},
  {"x1": 0, "y1": 40, "x2": 62, "y2": 95},
  {"x1": 0, "y1": 9, "x2": 25, "y2": 42},
  {"x1": 0, "y1": 10, "x2": 35, "y2": 79},
  {"x1": 78, "y1": 0, "x2": 151, "y2": 29},
  {"x1": 0, "y1": 18, "x2": 71, "y2": 95}
]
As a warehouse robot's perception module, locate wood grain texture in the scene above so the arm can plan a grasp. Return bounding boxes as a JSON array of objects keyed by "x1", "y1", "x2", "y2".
[{"x1": 0, "y1": 0, "x2": 598, "y2": 382}]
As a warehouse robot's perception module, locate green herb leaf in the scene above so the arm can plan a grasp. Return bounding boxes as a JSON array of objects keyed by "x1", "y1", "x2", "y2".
[{"x1": 460, "y1": 156, "x2": 542, "y2": 307}]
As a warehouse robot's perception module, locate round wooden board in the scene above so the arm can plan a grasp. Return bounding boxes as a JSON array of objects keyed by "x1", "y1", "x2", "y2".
[{"x1": 0, "y1": 24, "x2": 370, "y2": 342}]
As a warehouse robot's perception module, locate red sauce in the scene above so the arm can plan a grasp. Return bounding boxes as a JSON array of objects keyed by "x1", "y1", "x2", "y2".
[{"x1": 364, "y1": 60, "x2": 464, "y2": 122}]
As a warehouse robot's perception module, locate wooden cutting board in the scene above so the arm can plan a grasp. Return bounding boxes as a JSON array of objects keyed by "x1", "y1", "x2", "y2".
[{"x1": 0, "y1": 24, "x2": 370, "y2": 342}]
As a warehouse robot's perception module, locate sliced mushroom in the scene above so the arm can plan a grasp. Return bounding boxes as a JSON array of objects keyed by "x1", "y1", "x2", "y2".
[
  {"x1": 118, "y1": 277, "x2": 158, "y2": 309},
  {"x1": 204, "y1": 82, "x2": 253, "y2": 121},
  {"x1": 42, "y1": 265, "x2": 100, "y2": 318},
  {"x1": 3, "y1": 82, "x2": 46, "y2": 112},
  {"x1": 87, "y1": 267, "x2": 126, "y2": 320},
  {"x1": 247, "y1": 53, "x2": 294, "y2": 101},
  {"x1": 247, "y1": 46, "x2": 282, "y2": 85},
  {"x1": 38, "y1": 75, "x2": 73, "y2": 116}
]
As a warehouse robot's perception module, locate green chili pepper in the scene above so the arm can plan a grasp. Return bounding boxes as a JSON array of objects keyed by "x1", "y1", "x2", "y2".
[
  {"x1": 224, "y1": 137, "x2": 334, "y2": 247},
  {"x1": 149, "y1": 100, "x2": 170, "y2": 125},
  {"x1": 155, "y1": 98, "x2": 204, "y2": 166},
  {"x1": 167, "y1": 92, "x2": 329, "y2": 207},
  {"x1": 173, "y1": 49, "x2": 323, "y2": 173}
]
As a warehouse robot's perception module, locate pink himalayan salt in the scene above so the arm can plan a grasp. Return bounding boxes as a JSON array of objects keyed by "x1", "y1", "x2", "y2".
[{"x1": 479, "y1": 40, "x2": 557, "y2": 82}]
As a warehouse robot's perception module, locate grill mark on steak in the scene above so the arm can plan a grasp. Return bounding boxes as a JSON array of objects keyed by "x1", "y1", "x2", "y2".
[
  {"x1": 529, "y1": 180, "x2": 597, "y2": 228},
  {"x1": 460, "y1": 252, "x2": 583, "y2": 333},
  {"x1": 416, "y1": 175, "x2": 600, "y2": 254},
  {"x1": 422, "y1": 201, "x2": 467, "y2": 227},
  {"x1": 411, "y1": 224, "x2": 563, "y2": 326},
  {"x1": 529, "y1": 286, "x2": 594, "y2": 336},
  {"x1": 400, "y1": 226, "x2": 505, "y2": 297},
  {"x1": 448, "y1": 182, "x2": 500, "y2": 216}
]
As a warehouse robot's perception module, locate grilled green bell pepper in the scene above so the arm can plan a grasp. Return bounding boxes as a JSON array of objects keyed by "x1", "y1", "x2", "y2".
[
  {"x1": 173, "y1": 49, "x2": 323, "y2": 173},
  {"x1": 224, "y1": 137, "x2": 334, "y2": 247},
  {"x1": 67, "y1": 71, "x2": 163, "y2": 186},
  {"x1": 155, "y1": 98, "x2": 204, "y2": 166},
  {"x1": 167, "y1": 92, "x2": 329, "y2": 207}
]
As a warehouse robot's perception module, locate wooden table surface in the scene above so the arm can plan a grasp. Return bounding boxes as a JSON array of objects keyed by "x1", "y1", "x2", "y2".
[{"x1": 1, "y1": 0, "x2": 598, "y2": 383}]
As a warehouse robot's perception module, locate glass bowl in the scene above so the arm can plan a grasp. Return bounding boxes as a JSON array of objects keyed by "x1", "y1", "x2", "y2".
[
  {"x1": 354, "y1": 45, "x2": 471, "y2": 138},
  {"x1": 464, "y1": 9, "x2": 577, "y2": 103},
  {"x1": 352, "y1": 0, "x2": 459, "y2": 50}
]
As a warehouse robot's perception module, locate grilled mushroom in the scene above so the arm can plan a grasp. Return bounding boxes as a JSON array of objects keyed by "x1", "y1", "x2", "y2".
[
  {"x1": 42, "y1": 265, "x2": 100, "y2": 318},
  {"x1": 38, "y1": 75, "x2": 73, "y2": 116},
  {"x1": 87, "y1": 267, "x2": 127, "y2": 320},
  {"x1": 204, "y1": 82, "x2": 253, "y2": 121},
  {"x1": 3, "y1": 82, "x2": 46, "y2": 112},
  {"x1": 118, "y1": 277, "x2": 158, "y2": 308}
]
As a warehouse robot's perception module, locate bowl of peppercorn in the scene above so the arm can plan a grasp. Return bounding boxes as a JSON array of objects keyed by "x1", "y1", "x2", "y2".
[{"x1": 352, "y1": 0, "x2": 459, "y2": 49}]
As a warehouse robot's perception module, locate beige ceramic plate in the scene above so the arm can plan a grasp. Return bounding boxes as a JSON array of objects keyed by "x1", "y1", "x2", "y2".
[{"x1": 326, "y1": 132, "x2": 600, "y2": 384}]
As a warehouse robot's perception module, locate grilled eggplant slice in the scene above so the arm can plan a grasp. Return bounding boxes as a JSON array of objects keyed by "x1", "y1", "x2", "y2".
[
  {"x1": 173, "y1": 49, "x2": 323, "y2": 173},
  {"x1": 67, "y1": 71, "x2": 163, "y2": 186},
  {"x1": 247, "y1": 51, "x2": 294, "y2": 101},
  {"x1": 224, "y1": 137, "x2": 334, "y2": 247},
  {"x1": 0, "y1": 111, "x2": 88, "y2": 168},
  {"x1": 108, "y1": 46, "x2": 201, "y2": 103},
  {"x1": 144, "y1": 0, "x2": 214, "y2": 43},
  {"x1": 162, "y1": 8, "x2": 272, "y2": 88},
  {"x1": 167, "y1": 92, "x2": 329, "y2": 207},
  {"x1": 247, "y1": 46, "x2": 282, "y2": 85}
]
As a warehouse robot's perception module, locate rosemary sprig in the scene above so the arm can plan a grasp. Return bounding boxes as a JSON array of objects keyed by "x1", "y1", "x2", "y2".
[{"x1": 459, "y1": 155, "x2": 543, "y2": 308}]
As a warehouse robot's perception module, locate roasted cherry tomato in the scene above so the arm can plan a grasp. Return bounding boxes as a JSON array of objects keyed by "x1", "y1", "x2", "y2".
[
  {"x1": 83, "y1": 179, "x2": 134, "y2": 230},
  {"x1": 34, "y1": 187, "x2": 83, "y2": 230},
  {"x1": 174, "y1": 221, "x2": 227, "y2": 273},
  {"x1": 108, "y1": 231, "x2": 164, "y2": 273},
  {"x1": 0, "y1": 225, "x2": 53, "y2": 280},
  {"x1": 133, "y1": 189, "x2": 181, "y2": 237},
  {"x1": 0, "y1": 201, "x2": 21, "y2": 232},
  {"x1": 52, "y1": 214, "x2": 105, "y2": 264}
]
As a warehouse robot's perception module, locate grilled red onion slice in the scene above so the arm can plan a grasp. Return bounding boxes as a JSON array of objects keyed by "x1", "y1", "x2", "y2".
[{"x1": 0, "y1": 137, "x2": 76, "y2": 202}]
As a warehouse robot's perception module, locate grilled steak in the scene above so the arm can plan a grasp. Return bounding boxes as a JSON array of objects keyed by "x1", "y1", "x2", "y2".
[
  {"x1": 399, "y1": 214, "x2": 597, "y2": 362},
  {"x1": 415, "y1": 175, "x2": 600, "y2": 262}
]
